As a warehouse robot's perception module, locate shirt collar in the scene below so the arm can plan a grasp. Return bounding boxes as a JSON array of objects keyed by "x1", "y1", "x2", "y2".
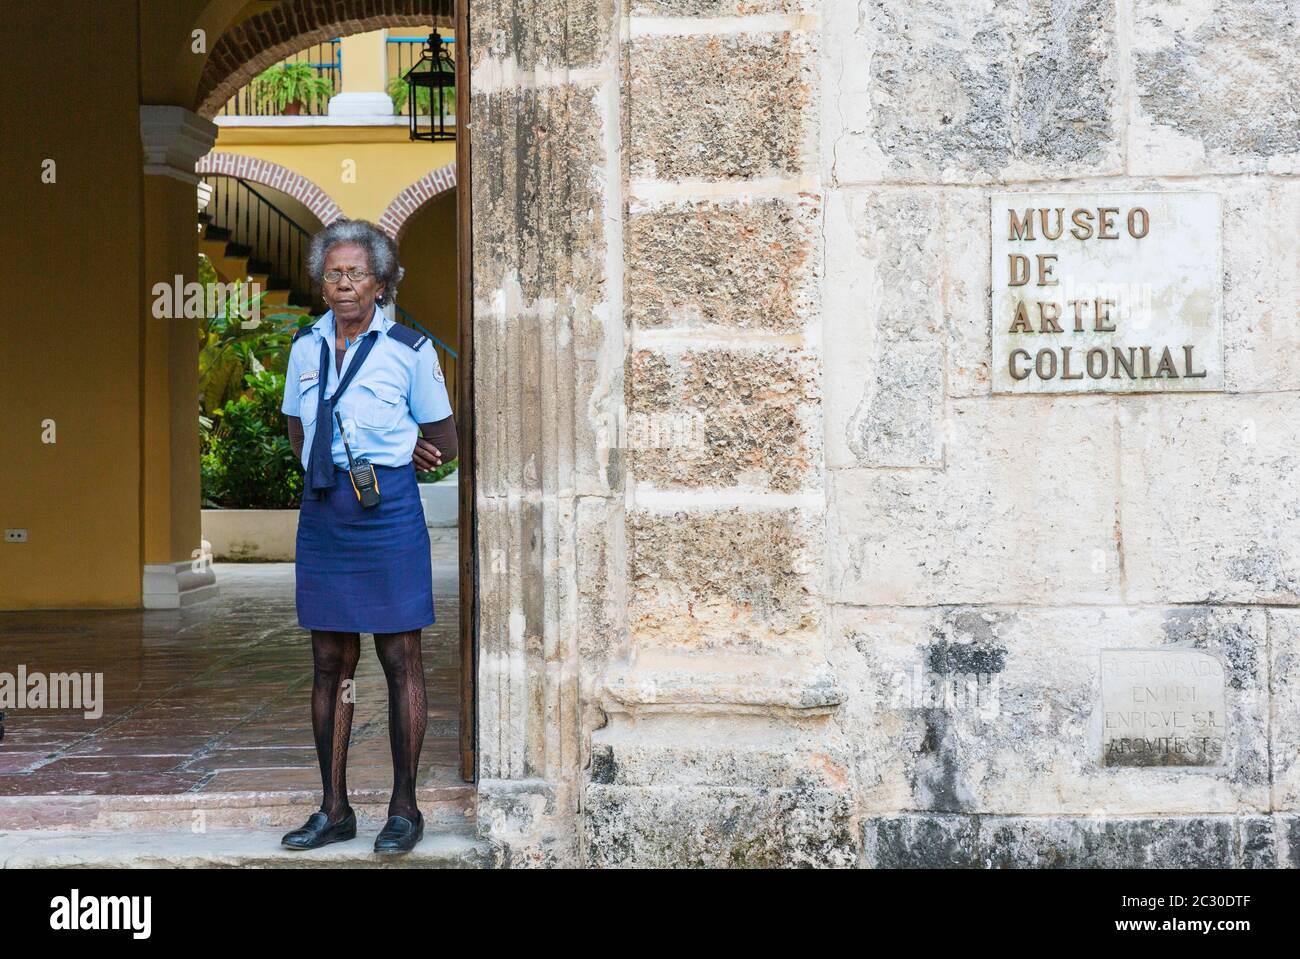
[{"x1": 311, "y1": 305, "x2": 393, "y2": 341}]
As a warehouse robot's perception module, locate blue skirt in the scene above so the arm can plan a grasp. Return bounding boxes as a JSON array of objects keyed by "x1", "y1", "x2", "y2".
[{"x1": 295, "y1": 463, "x2": 435, "y2": 633}]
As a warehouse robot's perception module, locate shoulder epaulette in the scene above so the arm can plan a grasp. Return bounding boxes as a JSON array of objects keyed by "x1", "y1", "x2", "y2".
[
  {"x1": 386, "y1": 323, "x2": 428, "y2": 351},
  {"x1": 291, "y1": 325, "x2": 314, "y2": 344}
]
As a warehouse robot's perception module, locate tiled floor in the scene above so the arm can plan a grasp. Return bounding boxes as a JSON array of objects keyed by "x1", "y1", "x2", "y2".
[{"x1": 0, "y1": 532, "x2": 463, "y2": 798}]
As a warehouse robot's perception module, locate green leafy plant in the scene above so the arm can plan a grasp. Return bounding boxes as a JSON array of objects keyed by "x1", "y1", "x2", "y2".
[
  {"x1": 388, "y1": 74, "x2": 454, "y2": 116},
  {"x1": 201, "y1": 371, "x2": 303, "y2": 509},
  {"x1": 416, "y1": 457, "x2": 459, "y2": 484},
  {"x1": 198, "y1": 256, "x2": 309, "y2": 417},
  {"x1": 254, "y1": 62, "x2": 334, "y2": 115}
]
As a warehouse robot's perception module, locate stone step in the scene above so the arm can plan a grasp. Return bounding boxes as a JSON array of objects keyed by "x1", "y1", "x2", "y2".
[
  {"x1": 0, "y1": 824, "x2": 501, "y2": 869},
  {"x1": 0, "y1": 784, "x2": 476, "y2": 832}
]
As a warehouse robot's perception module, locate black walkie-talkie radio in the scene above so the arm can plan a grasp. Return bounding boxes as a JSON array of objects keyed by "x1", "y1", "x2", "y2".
[{"x1": 334, "y1": 411, "x2": 381, "y2": 508}]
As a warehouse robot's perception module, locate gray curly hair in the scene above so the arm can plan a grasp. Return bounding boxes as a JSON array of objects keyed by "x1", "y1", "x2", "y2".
[{"x1": 306, "y1": 218, "x2": 405, "y2": 306}]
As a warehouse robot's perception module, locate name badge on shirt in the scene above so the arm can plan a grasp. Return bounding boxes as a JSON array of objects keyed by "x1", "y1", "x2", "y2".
[{"x1": 299, "y1": 369, "x2": 320, "y2": 384}]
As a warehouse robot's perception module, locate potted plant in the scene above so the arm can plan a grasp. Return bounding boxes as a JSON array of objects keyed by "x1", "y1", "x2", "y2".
[{"x1": 254, "y1": 62, "x2": 333, "y2": 115}]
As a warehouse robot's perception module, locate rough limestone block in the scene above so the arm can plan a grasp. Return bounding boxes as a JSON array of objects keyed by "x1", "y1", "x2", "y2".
[
  {"x1": 847, "y1": 339, "x2": 945, "y2": 467},
  {"x1": 942, "y1": 189, "x2": 993, "y2": 397},
  {"x1": 471, "y1": 84, "x2": 606, "y2": 304},
  {"x1": 625, "y1": 194, "x2": 820, "y2": 333},
  {"x1": 1130, "y1": 0, "x2": 1300, "y2": 175},
  {"x1": 864, "y1": 813, "x2": 1276, "y2": 867},
  {"x1": 828, "y1": 397, "x2": 1121, "y2": 606},
  {"x1": 584, "y1": 783, "x2": 856, "y2": 867},
  {"x1": 1268, "y1": 611, "x2": 1300, "y2": 809},
  {"x1": 830, "y1": 605, "x2": 1270, "y2": 816},
  {"x1": 824, "y1": 0, "x2": 1121, "y2": 184},
  {"x1": 1283, "y1": 814, "x2": 1300, "y2": 867},
  {"x1": 477, "y1": 779, "x2": 572, "y2": 868},
  {"x1": 575, "y1": 496, "x2": 624, "y2": 669},
  {"x1": 824, "y1": 188, "x2": 980, "y2": 468},
  {"x1": 475, "y1": 0, "x2": 613, "y2": 71},
  {"x1": 601, "y1": 648, "x2": 843, "y2": 711},
  {"x1": 823, "y1": 189, "x2": 942, "y2": 467},
  {"x1": 629, "y1": 31, "x2": 817, "y2": 181},
  {"x1": 861, "y1": 813, "x2": 981, "y2": 868},
  {"x1": 630, "y1": 507, "x2": 823, "y2": 653},
  {"x1": 589, "y1": 714, "x2": 849, "y2": 788},
  {"x1": 1119, "y1": 394, "x2": 1300, "y2": 604},
  {"x1": 979, "y1": 814, "x2": 1275, "y2": 868},
  {"x1": 627, "y1": 346, "x2": 821, "y2": 492},
  {"x1": 1222, "y1": 177, "x2": 1300, "y2": 392}
]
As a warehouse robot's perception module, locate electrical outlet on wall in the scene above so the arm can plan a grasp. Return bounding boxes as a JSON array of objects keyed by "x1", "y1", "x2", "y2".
[{"x1": 5, "y1": 529, "x2": 28, "y2": 543}]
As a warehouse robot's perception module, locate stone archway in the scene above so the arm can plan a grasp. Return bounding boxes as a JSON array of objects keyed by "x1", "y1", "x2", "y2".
[
  {"x1": 195, "y1": 0, "x2": 453, "y2": 119},
  {"x1": 380, "y1": 162, "x2": 457, "y2": 240},
  {"x1": 195, "y1": 152, "x2": 344, "y2": 226}
]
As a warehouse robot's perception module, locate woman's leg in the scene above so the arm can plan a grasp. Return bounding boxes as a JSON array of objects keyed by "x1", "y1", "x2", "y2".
[
  {"x1": 310, "y1": 629, "x2": 361, "y2": 820},
  {"x1": 373, "y1": 629, "x2": 427, "y2": 820}
]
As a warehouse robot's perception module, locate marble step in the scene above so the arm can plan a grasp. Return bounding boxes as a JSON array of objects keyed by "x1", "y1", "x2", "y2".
[
  {"x1": 0, "y1": 823, "x2": 500, "y2": 869},
  {"x1": 0, "y1": 784, "x2": 475, "y2": 832}
]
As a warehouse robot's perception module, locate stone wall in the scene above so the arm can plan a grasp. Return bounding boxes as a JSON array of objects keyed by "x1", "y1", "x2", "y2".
[
  {"x1": 472, "y1": 0, "x2": 1300, "y2": 866},
  {"x1": 822, "y1": 0, "x2": 1300, "y2": 867}
]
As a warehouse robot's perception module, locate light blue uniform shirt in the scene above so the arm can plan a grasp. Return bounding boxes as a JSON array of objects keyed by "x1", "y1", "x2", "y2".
[{"x1": 281, "y1": 307, "x2": 453, "y2": 470}]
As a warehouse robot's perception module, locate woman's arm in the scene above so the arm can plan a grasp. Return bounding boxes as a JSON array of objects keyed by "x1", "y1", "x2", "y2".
[
  {"x1": 413, "y1": 414, "x2": 458, "y2": 470},
  {"x1": 287, "y1": 415, "x2": 305, "y2": 460}
]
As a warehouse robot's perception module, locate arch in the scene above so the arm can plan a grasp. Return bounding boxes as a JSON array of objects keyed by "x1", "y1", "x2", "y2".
[
  {"x1": 195, "y1": 0, "x2": 453, "y2": 119},
  {"x1": 380, "y1": 162, "x2": 458, "y2": 240},
  {"x1": 195, "y1": 152, "x2": 344, "y2": 227}
]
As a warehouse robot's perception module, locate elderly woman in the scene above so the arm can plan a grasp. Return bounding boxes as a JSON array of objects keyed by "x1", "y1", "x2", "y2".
[{"x1": 276, "y1": 218, "x2": 457, "y2": 855}]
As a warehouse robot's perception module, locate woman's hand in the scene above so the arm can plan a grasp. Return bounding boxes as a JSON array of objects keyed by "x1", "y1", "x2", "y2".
[{"x1": 413, "y1": 437, "x2": 443, "y2": 470}]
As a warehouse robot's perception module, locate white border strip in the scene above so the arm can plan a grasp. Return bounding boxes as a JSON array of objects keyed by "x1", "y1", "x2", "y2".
[
  {"x1": 630, "y1": 175, "x2": 822, "y2": 203},
  {"x1": 630, "y1": 13, "x2": 821, "y2": 36},
  {"x1": 632, "y1": 486, "x2": 825, "y2": 511}
]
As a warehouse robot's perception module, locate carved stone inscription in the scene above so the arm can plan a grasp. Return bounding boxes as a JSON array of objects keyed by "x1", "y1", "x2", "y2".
[
  {"x1": 1100, "y1": 649, "x2": 1226, "y2": 767},
  {"x1": 992, "y1": 192, "x2": 1223, "y2": 393}
]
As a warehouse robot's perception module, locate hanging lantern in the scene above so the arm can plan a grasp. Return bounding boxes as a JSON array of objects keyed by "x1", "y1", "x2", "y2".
[{"x1": 403, "y1": 32, "x2": 455, "y2": 141}]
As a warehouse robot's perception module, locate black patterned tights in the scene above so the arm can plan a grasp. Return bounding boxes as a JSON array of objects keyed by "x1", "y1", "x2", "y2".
[{"x1": 310, "y1": 629, "x2": 427, "y2": 822}]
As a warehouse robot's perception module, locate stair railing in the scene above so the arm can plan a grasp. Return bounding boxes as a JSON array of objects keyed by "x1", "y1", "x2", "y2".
[{"x1": 201, "y1": 176, "x2": 313, "y2": 305}]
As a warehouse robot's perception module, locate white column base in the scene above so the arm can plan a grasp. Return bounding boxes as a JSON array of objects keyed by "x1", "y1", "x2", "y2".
[
  {"x1": 142, "y1": 561, "x2": 220, "y2": 609},
  {"x1": 327, "y1": 92, "x2": 396, "y2": 117}
]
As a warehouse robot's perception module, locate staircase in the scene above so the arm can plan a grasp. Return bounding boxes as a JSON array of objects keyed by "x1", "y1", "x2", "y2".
[{"x1": 198, "y1": 176, "x2": 319, "y2": 325}]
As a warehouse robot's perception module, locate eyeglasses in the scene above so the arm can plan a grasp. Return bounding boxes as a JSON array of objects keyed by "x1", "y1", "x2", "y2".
[{"x1": 323, "y1": 269, "x2": 374, "y2": 283}]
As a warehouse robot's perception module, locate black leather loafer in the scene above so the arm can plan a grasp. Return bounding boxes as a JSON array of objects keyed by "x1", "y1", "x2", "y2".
[
  {"x1": 281, "y1": 808, "x2": 357, "y2": 850},
  {"x1": 373, "y1": 811, "x2": 424, "y2": 855}
]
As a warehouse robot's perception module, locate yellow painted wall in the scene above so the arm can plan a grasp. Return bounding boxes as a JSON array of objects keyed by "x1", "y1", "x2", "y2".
[
  {"x1": 213, "y1": 127, "x2": 456, "y2": 223},
  {"x1": 396, "y1": 188, "x2": 459, "y2": 353},
  {"x1": 0, "y1": 0, "x2": 460, "y2": 609},
  {"x1": 0, "y1": 3, "x2": 146, "y2": 607}
]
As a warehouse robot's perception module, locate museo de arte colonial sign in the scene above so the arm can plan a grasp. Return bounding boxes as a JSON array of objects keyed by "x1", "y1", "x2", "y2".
[{"x1": 991, "y1": 192, "x2": 1223, "y2": 393}]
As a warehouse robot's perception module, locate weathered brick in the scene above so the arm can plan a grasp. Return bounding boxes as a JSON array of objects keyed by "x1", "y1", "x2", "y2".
[
  {"x1": 630, "y1": 507, "x2": 822, "y2": 651},
  {"x1": 627, "y1": 346, "x2": 820, "y2": 492},
  {"x1": 628, "y1": 31, "x2": 816, "y2": 181},
  {"x1": 625, "y1": 194, "x2": 819, "y2": 333}
]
